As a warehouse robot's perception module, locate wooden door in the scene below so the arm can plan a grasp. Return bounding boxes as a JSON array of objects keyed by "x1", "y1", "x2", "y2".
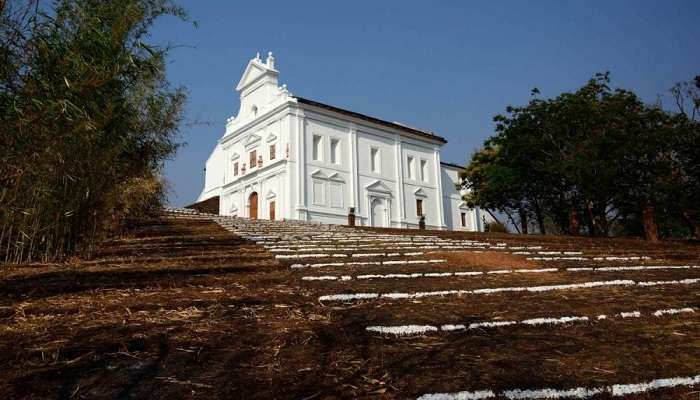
[
  {"x1": 269, "y1": 200, "x2": 275, "y2": 220},
  {"x1": 249, "y1": 192, "x2": 258, "y2": 219}
]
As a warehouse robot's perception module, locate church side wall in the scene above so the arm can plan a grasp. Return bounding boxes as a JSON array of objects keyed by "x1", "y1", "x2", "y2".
[
  {"x1": 298, "y1": 105, "x2": 450, "y2": 229},
  {"x1": 356, "y1": 130, "x2": 398, "y2": 227},
  {"x1": 440, "y1": 166, "x2": 480, "y2": 231},
  {"x1": 400, "y1": 142, "x2": 443, "y2": 229},
  {"x1": 302, "y1": 116, "x2": 353, "y2": 225},
  {"x1": 198, "y1": 142, "x2": 225, "y2": 206}
]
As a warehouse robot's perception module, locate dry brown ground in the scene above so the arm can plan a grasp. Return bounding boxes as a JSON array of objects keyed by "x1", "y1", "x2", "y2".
[
  {"x1": 428, "y1": 250, "x2": 540, "y2": 269},
  {"x1": 1, "y1": 217, "x2": 700, "y2": 399}
]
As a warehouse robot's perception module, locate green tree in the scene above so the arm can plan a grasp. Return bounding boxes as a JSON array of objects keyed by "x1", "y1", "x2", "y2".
[
  {"x1": 0, "y1": 0, "x2": 188, "y2": 262},
  {"x1": 668, "y1": 76, "x2": 700, "y2": 238},
  {"x1": 462, "y1": 72, "x2": 700, "y2": 241}
]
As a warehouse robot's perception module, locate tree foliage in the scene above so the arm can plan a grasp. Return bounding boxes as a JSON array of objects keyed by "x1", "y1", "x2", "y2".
[
  {"x1": 0, "y1": 0, "x2": 187, "y2": 262},
  {"x1": 461, "y1": 73, "x2": 700, "y2": 240}
]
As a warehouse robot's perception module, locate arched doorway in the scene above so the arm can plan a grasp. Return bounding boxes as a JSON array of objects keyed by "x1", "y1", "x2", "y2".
[
  {"x1": 370, "y1": 198, "x2": 386, "y2": 227},
  {"x1": 248, "y1": 192, "x2": 258, "y2": 219}
]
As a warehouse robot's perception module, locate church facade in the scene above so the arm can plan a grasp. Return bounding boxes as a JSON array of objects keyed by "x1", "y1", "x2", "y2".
[{"x1": 198, "y1": 52, "x2": 484, "y2": 231}]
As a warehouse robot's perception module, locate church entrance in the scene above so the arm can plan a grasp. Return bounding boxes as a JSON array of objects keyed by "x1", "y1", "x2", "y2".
[
  {"x1": 370, "y1": 198, "x2": 386, "y2": 227},
  {"x1": 249, "y1": 192, "x2": 258, "y2": 219}
]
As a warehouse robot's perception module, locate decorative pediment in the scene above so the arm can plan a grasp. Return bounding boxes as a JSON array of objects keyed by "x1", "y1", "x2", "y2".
[
  {"x1": 458, "y1": 201, "x2": 470, "y2": 210},
  {"x1": 365, "y1": 180, "x2": 392, "y2": 195},
  {"x1": 328, "y1": 172, "x2": 345, "y2": 183},
  {"x1": 414, "y1": 188, "x2": 428, "y2": 198},
  {"x1": 266, "y1": 133, "x2": 277, "y2": 143},
  {"x1": 236, "y1": 58, "x2": 279, "y2": 92},
  {"x1": 230, "y1": 152, "x2": 240, "y2": 161},
  {"x1": 310, "y1": 169, "x2": 328, "y2": 180},
  {"x1": 243, "y1": 133, "x2": 262, "y2": 148},
  {"x1": 266, "y1": 190, "x2": 277, "y2": 200}
]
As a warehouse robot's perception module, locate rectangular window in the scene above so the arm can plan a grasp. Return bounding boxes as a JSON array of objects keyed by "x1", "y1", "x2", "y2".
[
  {"x1": 330, "y1": 138, "x2": 340, "y2": 165},
  {"x1": 407, "y1": 156, "x2": 415, "y2": 179},
  {"x1": 420, "y1": 159, "x2": 428, "y2": 182},
  {"x1": 461, "y1": 212, "x2": 466, "y2": 227},
  {"x1": 312, "y1": 135, "x2": 322, "y2": 161},
  {"x1": 269, "y1": 144, "x2": 276, "y2": 160},
  {"x1": 416, "y1": 199, "x2": 423, "y2": 216},
  {"x1": 250, "y1": 150, "x2": 257, "y2": 168},
  {"x1": 233, "y1": 162, "x2": 239, "y2": 176},
  {"x1": 312, "y1": 180, "x2": 325, "y2": 205},
  {"x1": 330, "y1": 182, "x2": 343, "y2": 208},
  {"x1": 370, "y1": 147, "x2": 379, "y2": 173}
]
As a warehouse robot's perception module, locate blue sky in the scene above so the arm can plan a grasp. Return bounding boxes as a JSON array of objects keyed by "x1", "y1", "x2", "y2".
[{"x1": 151, "y1": 1, "x2": 700, "y2": 206}]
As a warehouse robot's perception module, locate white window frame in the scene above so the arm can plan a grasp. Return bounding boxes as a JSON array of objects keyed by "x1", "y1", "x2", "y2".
[
  {"x1": 407, "y1": 156, "x2": 415, "y2": 180},
  {"x1": 370, "y1": 147, "x2": 380, "y2": 173},
  {"x1": 312, "y1": 179, "x2": 326, "y2": 206},
  {"x1": 330, "y1": 138, "x2": 340, "y2": 165},
  {"x1": 312, "y1": 135, "x2": 323, "y2": 162},
  {"x1": 420, "y1": 159, "x2": 428, "y2": 182}
]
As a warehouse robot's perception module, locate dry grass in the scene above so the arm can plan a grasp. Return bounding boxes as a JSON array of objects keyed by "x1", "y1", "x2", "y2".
[
  {"x1": 430, "y1": 250, "x2": 539, "y2": 270},
  {"x1": 1, "y1": 217, "x2": 700, "y2": 399}
]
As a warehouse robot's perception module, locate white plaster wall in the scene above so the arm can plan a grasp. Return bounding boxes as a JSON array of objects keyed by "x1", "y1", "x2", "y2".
[
  {"x1": 303, "y1": 117, "x2": 352, "y2": 224},
  {"x1": 440, "y1": 165, "x2": 480, "y2": 231},
  {"x1": 400, "y1": 142, "x2": 441, "y2": 228},
  {"x1": 356, "y1": 130, "x2": 398, "y2": 226},
  {"x1": 198, "y1": 142, "x2": 225, "y2": 205},
  {"x1": 239, "y1": 83, "x2": 276, "y2": 120},
  {"x1": 215, "y1": 105, "x2": 291, "y2": 220}
]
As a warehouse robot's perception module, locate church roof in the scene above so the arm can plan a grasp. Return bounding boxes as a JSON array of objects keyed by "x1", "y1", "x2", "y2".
[
  {"x1": 440, "y1": 161, "x2": 466, "y2": 170},
  {"x1": 294, "y1": 97, "x2": 447, "y2": 144}
]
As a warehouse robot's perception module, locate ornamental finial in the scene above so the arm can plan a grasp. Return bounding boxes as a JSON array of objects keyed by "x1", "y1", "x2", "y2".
[{"x1": 266, "y1": 51, "x2": 275, "y2": 69}]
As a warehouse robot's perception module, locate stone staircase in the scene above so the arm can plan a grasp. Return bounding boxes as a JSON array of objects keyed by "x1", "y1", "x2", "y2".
[
  {"x1": 160, "y1": 207, "x2": 665, "y2": 266},
  {"x1": 160, "y1": 208, "x2": 575, "y2": 266}
]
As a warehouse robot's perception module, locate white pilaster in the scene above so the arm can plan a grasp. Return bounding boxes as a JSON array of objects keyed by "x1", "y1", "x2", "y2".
[
  {"x1": 295, "y1": 109, "x2": 308, "y2": 220},
  {"x1": 349, "y1": 123, "x2": 360, "y2": 216},
  {"x1": 285, "y1": 113, "x2": 294, "y2": 220},
  {"x1": 394, "y1": 137, "x2": 405, "y2": 227},
  {"x1": 434, "y1": 150, "x2": 446, "y2": 230}
]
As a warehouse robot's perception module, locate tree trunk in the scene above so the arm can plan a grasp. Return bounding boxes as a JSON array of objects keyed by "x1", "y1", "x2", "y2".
[
  {"x1": 533, "y1": 200, "x2": 546, "y2": 235},
  {"x1": 584, "y1": 201, "x2": 597, "y2": 236},
  {"x1": 503, "y1": 209, "x2": 521, "y2": 234},
  {"x1": 595, "y1": 202, "x2": 610, "y2": 236},
  {"x1": 682, "y1": 211, "x2": 699, "y2": 239},
  {"x1": 643, "y1": 205, "x2": 659, "y2": 242},
  {"x1": 569, "y1": 207, "x2": 580, "y2": 236},
  {"x1": 518, "y1": 206, "x2": 528, "y2": 235},
  {"x1": 485, "y1": 210, "x2": 506, "y2": 232}
]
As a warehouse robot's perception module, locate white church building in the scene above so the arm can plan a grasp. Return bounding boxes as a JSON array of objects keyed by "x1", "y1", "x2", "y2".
[{"x1": 197, "y1": 52, "x2": 484, "y2": 231}]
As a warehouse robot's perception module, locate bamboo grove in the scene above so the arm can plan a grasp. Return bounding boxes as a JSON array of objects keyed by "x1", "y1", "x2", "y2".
[
  {"x1": 0, "y1": 0, "x2": 187, "y2": 263},
  {"x1": 462, "y1": 73, "x2": 700, "y2": 241}
]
